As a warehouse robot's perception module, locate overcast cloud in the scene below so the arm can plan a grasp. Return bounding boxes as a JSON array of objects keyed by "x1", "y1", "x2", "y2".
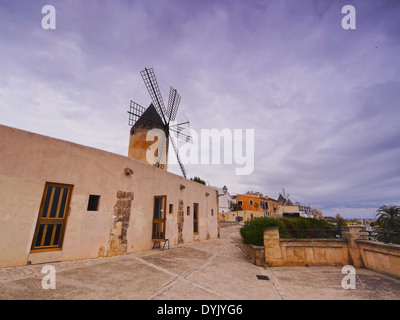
[{"x1": 1, "y1": 0, "x2": 400, "y2": 218}]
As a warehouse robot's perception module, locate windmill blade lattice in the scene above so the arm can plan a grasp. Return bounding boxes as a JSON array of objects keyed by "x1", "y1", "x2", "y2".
[
  {"x1": 169, "y1": 135, "x2": 187, "y2": 178},
  {"x1": 128, "y1": 101, "x2": 146, "y2": 126},
  {"x1": 169, "y1": 121, "x2": 193, "y2": 143},
  {"x1": 128, "y1": 67, "x2": 190, "y2": 179},
  {"x1": 167, "y1": 87, "x2": 181, "y2": 124},
  {"x1": 140, "y1": 68, "x2": 168, "y2": 124}
]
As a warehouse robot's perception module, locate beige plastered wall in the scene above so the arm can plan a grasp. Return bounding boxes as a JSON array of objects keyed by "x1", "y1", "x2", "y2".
[{"x1": 0, "y1": 124, "x2": 218, "y2": 268}]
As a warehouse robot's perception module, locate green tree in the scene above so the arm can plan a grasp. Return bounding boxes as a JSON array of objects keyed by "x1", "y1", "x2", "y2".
[
  {"x1": 190, "y1": 176, "x2": 206, "y2": 185},
  {"x1": 240, "y1": 217, "x2": 285, "y2": 246},
  {"x1": 335, "y1": 213, "x2": 347, "y2": 230},
  {"x1": 376, "y1": 205, "x2": 400, "y2": 232},
  {"x1": 239, "y1": 217, "x2": 335, "y2": 245}
]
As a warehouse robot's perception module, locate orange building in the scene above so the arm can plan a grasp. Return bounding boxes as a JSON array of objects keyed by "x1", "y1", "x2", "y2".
[
  {"x1": 237, "y1": 193, "x2": 262, "y2": 212},
  {"x1": 236, "y1": 192, "x2": 278, "y2": 217},
  {"x1": 266, "y1": 198, "x2": 278, "y2": 216}
]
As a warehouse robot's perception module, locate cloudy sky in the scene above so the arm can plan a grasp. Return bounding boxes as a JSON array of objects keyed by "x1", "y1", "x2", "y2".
[{"x1": 1, "y1": 0, "x2": 399, "y2": 218}]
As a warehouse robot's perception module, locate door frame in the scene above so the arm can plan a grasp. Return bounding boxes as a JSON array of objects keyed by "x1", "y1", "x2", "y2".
[
  {"x1": 30, "y1": 182, "x2": 73, "y2": 252},
  {"x1": 152, "y1": 195, "x2": 167, "y2": 241},
  {"x1": 193, "y1": 202, "x2": 199, "y2": 235}
]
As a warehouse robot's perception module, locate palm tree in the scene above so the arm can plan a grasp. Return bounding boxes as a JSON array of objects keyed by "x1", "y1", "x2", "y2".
[
  {"x1": 335, "y1": 213, "x2": 346, "y2": 234},
  {"x1": 376, "y1": 205, "x2": 400, "y2": 243},
  {"x1": 376, "y1": 205, "x2": 400, "y2": 232}
]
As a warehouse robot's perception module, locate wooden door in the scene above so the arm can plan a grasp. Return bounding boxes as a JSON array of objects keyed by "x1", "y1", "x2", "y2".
[
  {"x1": 193, "y1": 203, "x2": 199, "y2": 235},
  {"x1": 31, "y1": 182, "x2": 73, "y2": 252},
  {"x1": 152, "y1": 196, "x2": 166, "y2": 241}
]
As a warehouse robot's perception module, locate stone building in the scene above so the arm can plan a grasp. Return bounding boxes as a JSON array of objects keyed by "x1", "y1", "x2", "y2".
[
  {"x1": 0, "y1": 124, "x2": 218, "y2": 268},
  {"x1": 212, "y1": 185, "x2": 233, "y2": 213},
  {"x1": 128, "y1": 103, "x2": 169, "y2": 171}
]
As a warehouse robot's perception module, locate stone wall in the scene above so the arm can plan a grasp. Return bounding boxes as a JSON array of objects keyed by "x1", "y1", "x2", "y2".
[
  {"x1": 278, "y1": 239, "x2": 350, "y2": 267},
  {"x1": 108, "y1": 191, "x2": 134, "y2": 257},
  {"x1": 262, "y1": 226, "x2": 400, "y2": 279},
  {"x1": 242, "y1": 244, "x2": 265, "y2": 267},
  {"x1": 358, "y1": 240, "x2": 400, "y2": 279},
  {"x1": 218, "y1": 210, "x2": 266, "y2": 223}
]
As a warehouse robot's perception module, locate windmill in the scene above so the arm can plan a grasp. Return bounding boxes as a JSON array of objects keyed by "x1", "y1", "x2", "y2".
[
  {"x1": 278, "y1": 188, "x2": 293, "y2": 206},
  {"x1": 127, "y1": 67, "x2": 192, "y2": 178}
]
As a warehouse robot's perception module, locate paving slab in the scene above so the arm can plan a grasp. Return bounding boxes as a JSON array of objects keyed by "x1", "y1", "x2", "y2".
[
  {"x1": 268, "y1": 265, "x2": 400, "y2": 300},
  {"x1": 0, "y1": 225, "x2": 399, "y2": 300},
  {"x1": 185, "y1": 254, "x2": 281, "y2": 300}
]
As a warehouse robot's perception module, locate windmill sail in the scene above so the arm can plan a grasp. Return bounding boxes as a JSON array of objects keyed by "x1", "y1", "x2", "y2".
[
  {"x1": 128, "y1": 67, "x2": 189, "y2": 179},
  {"x1": 128, "y1": 101, "x2": 146, "y2": 126},
  {"x1": 167, "y1": 87, "x2": 181, "y2": 124},
  {"x1": 169, "y1": 121, "x2": 193, "y2": 143},
  {"x1": 140, "y1": 68, "x2": 168, "y2": 124},
  {"x1": 169, "y1": 136, "x2": 187, "y2": 178}
]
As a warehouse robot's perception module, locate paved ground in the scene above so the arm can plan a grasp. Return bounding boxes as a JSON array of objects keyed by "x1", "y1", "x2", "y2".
[{"x1": 1, "y1": 225, "x2": 400, "y2": 300}]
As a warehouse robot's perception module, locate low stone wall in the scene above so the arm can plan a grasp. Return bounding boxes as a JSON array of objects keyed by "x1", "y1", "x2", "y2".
[
  {"x1": 218, "y1": 210, "x2": 265, "y2": 224},
  {"x1": 358, "y1": 240, "x2": 400, "y2": 279},
  {"x1": 263, "y1": 227, "x2": 350, "y2": 267},
  {"x1": 219, "y1": 221, "x2": 240, "y2": 228},
  {"x1": 243, "y1": 244, "x2": 265, "y2": 267},
  {"x1": 279, "y1": 239, "x2": 350, "y2": 267},
  {"x1": 262, "y1": 226, "x2": 400, "y2": 279}
]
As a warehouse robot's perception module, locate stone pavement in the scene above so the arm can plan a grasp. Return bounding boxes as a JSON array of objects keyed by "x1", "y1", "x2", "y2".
[{"x1": 0, "y1": 225, "x2": 399, "y2": 300}]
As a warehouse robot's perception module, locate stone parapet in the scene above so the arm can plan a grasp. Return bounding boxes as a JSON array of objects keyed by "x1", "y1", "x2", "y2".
[
  {"x1": 261, "y1": 226, "x2": 400, "y2": 278},
  {"x1": 264, "y1": 227, "x2": 283, "y2": 266}
]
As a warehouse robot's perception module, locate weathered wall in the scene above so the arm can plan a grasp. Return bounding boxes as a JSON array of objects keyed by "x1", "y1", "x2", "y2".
[
  {"x1": 242, "y1": 244, "x2": 265, "y2": 267},
  {"x1": 262, "y1": 226, "x2": 400, "y2": 278},
  {"x1": 128, "y1": 127, "x2": 168, "y2": 171},
  {"x1": 218, "y1": 210, "x2": 264, "y2": 223},
  {"x1": 127, "y1": 104, "x2": 169, "y2": 171},
  {"x1": 358, "y1": 240, "x2": 400, "y2": 279},
  {"x1": 108, "y1": 191, "x2": 134, "y2": 257},
  {"x1": 278, "y1": 239, "x2": 350, "y2": 266},
  {"x1": 0, "y1": 124, "x2": 218, "y2": 268},
  {"x1": 263, "y1": 227, "x2": 353, "y2": 267}
]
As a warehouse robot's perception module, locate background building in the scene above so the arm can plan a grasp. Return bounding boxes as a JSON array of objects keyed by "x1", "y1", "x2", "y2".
[{"x1": 213, "y1": 185, "x2": 233, "y2": 213}]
